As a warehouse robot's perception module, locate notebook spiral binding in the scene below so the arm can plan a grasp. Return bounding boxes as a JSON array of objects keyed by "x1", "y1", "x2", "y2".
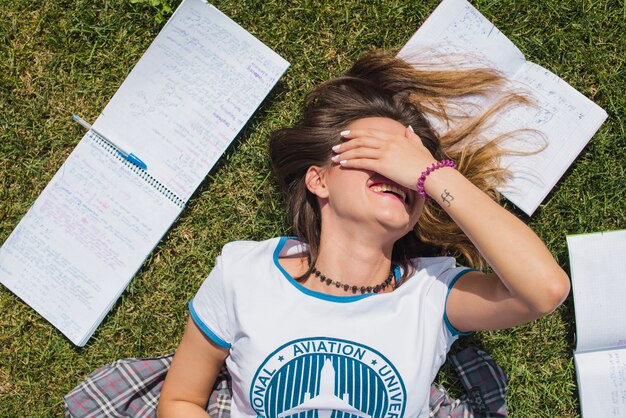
[{"x1": 89, "y1": 132, "x2": 185, "y2": 209}]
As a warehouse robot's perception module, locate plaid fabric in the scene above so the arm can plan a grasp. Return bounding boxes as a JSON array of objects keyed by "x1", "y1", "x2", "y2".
[
  {"x1": 65, "y1": 347, "x2": 506, "y2": 417},
  {"x1": 450, "y1": 347, "x2": 508, "y2": 417},
  {"x1": 64, "y1": 354, "x2": 231, "y2": 418},
  {"x1": 429, "y1": 383, "x2": 471, "y2": 418},
  {"x1": 64, "y1": 354, "x2": 171, "y2": 418}
]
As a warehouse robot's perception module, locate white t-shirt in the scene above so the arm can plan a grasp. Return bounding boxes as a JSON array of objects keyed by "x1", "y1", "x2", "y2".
[{"x1": 190, "y1": 237, "x2": 472, "y2": 418}]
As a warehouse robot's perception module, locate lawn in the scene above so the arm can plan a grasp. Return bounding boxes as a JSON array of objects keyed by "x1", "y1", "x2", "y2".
[{"x1": 0, "y1": 0, "x2": 624, "y2": 416}]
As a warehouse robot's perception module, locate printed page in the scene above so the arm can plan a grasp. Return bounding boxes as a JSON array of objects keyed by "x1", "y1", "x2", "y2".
[
  {"x1": 398, "y1": 0, "x2": 607, "y2": 215},
  {"x1": 0, "y1": 133, "x2": 182, "y2": 346},
  {"x1": 567, "y1": 230, "x2": 626, "y2": 353},
  {"x1": 575, "y1": 348, "x2": 626, "y2": 417},
  {"x1": 93, "y1": 0, "x2": 289, "y2": 202},
  {"x1": 398, "y1": 0, "x2": 525, "y2": 77}
]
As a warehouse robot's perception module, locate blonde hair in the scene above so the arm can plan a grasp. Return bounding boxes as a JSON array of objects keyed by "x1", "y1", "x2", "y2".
[
  {"x1": 270, "y1": 51, "x2": 536, "y2": 274},
  {"x1": 396, "y1": 53, "x2": 537, "y2": 268}
]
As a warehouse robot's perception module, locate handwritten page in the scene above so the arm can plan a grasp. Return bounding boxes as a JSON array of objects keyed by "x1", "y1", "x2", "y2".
[
  {"x1": 0, "y1": 133, "x2": 182, "y2": 346},
  {"x1": 496, "y1": 62, "x2": 607, "y2": 214},
  {"x1": 570, "y1": 230, "x2": 626, "y2": 417},
  {"x1": 399, "y1": 0, "x2": 607, "y2": 215},
  {"x1": 399, "y1": 0, "x2": 525, "y2": 77},
  {"x1": 93, "y1": 0, "x2": 289, "y2": 202},
  {"x1": 0, "y1": 0, "x2": 288, "y2": 346},
  {"x1": 575, "y1": 349, "x2": 626, "y2": 417},
  {"x1": 568, "y1": 230, "x2": 626, "y2": 353}
]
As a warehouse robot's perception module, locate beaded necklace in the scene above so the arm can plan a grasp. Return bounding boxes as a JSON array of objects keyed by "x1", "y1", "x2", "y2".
[{"x1": 311, "y1": 266, "x2": 395, "y2": 294}]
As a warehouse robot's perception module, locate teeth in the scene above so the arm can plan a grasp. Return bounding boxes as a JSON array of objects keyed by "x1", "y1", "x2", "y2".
[{"x1": 371, "y1": 184, "x2": 407, "y2": 202}]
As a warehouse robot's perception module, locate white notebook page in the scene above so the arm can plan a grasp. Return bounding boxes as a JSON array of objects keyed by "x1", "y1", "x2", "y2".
[
  {"x1": 399, "y1": 0, "x2": 607, "y2": 215},
  {"x1": 93, "y1": 0, "x2": 289, "y2": 202},
  {"x1": 568, "y1": 230, "x2": 626, "y2": 353},
  {"x1": 0, "y1": 134, "x2": 182, "y2": 345},
  {"x1": 399, "y1": 0, "x2": 525, "y2": 77},
  {"x1": 497, "y1": 62, "x2": 608, "y2": 215},
  {"x1": 575, "y1": 348, "x2": 626, "y2": 417}
]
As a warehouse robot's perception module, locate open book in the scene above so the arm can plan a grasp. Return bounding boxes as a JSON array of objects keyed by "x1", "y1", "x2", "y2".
[
  {"x1": 567, "y1": 230, "x2": 626, "y2": 417},
  {"x1": 399, "y1": 0, "x2": 607, "y2": 216},
  {"x1": 0, "y1": 0, "x2": 289, "y2": 346}
]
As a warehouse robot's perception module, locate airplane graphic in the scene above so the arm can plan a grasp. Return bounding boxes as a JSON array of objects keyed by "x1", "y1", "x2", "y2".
[{"x1": 277, "y1": 358, "x2": 372, "y2": 418}]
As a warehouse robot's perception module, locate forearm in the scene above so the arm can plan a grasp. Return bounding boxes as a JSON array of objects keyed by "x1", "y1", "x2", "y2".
[
  {"x1": 158, "y1": 317, "x2": 229, "y2": 418},
  {"x1": 333, "y1": 124, "x2": 570, "y2": 321},
  {"x1": 423, "y1": 167, "x2": 569, "y2": 313},
  {"x1": 158, "y1": 401, "x2": 211, "y2": 418}
]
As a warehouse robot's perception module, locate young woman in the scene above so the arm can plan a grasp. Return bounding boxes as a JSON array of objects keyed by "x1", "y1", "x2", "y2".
[{"x1": 157, "y1": 52, "x2": 570, "y2": 418}]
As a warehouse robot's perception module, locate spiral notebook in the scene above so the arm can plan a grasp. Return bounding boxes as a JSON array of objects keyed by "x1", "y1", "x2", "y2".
[{"x1": 0, "y1": 0, "x2": 289, "y2": 346}]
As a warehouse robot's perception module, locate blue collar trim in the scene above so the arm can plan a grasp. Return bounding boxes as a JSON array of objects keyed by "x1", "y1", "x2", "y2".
[{"x1": 273, "y1": 237, "x2": 400, "y2": 303}]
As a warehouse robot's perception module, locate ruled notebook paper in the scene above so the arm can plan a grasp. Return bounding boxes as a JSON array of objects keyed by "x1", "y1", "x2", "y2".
[
  {"x1": 399, "y1": 0, "x2": 607, "y2": 215},
  {"x1": 0, "y1": 134, "x2": 183, "y2": 345},
  {"x1": 568, "y1": 230, "x2": 626, "y2": 353},
  {"x1": 568, "y1": 230, "x2": 626, "y2": 417},
  {"x1": 93, "y1": 0, "x2": 289, "y2": 202},
  {"x1": 0, "y1": 0, "x2": 289, "y2": 346}
]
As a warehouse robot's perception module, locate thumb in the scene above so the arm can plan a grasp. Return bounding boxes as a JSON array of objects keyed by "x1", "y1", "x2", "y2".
[{"x1": 405, "y1": 125, "x2": 420, "y2": 140}]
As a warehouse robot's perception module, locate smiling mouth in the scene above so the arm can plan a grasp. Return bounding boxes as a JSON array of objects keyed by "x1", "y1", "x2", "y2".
[{"x1": 370, "y1": 183, "x2": 408, "y2": 203}]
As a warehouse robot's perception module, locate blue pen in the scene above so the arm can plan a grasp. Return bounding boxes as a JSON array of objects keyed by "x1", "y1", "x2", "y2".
[{"x1": 72, "y1": 114, "x2": 148, "y2": 170}]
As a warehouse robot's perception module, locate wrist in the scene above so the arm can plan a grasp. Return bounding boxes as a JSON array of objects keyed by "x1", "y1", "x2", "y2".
[{"x1": 416, "y1": 160, "x2": 457, "y2": 199}]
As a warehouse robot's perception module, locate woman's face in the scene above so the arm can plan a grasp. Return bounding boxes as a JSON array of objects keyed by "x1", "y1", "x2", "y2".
[{"x1": 314, "y1": 117, "x2": 425, "y2": 239}]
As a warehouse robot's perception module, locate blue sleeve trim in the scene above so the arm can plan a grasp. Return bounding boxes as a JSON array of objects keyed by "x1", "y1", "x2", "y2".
[
  {"x1": 443, "y1": 268, "x2": 479, "y2": 337},
  {"x1": 188, "y1": 299, "x2": 231, "y2": 349}
]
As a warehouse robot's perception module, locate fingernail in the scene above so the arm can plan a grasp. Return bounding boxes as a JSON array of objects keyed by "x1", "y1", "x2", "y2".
[
  {"x1": 339, "y1": 160, "x2": 348, "y2": 165},
  {"x1": 408, "y1": 125, "x2": 414, "y2": 132},
  {"x1": 331, "y1": 154, "x2": 340, "y2": 162},
  {"x1": 340, "y1": 130, "x2": 350, "y2": 136},
  {"x1": 332, "y1": 144, "x2": 341, "y2": 152}
]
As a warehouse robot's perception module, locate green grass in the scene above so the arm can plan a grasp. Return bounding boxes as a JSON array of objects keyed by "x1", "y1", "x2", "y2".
[{"x1": 0, "y1": 0, "x2": 624, "y2": 416}]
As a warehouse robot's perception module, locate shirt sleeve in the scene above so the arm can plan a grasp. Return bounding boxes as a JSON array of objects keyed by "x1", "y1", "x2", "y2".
[{"x1": 188, "y1": 255, "x2": 232, "y2": 349}]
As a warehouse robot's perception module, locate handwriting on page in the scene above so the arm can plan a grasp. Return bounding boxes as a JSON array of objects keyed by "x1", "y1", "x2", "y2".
[
  {"x1": 609, "y1": 352, "x2": 626, "y2": 414},
  {"x1": 0, "y1": 134, "x2": 181, "y2": 344},
  {"x1": 94, "y1": 0, "x2": 289, "y2": 202},
  {"x1": 400, "y1": 0, "x2": 607, "y2": 215},
  {"x1": 576, "y1": 349, "x2": 626, "y2": 417},
  {"x1": 498, "y1": 62, "x2": 604, "y2": 213},
  {"x1": 431, "y1": 5, "x2": 504, "y2": 57},
  {"x1": 400, "y1": 0, "x2": 525, "y2": 77}
]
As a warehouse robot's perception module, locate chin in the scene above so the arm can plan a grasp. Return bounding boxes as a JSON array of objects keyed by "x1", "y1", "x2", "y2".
[{"x1": 375, "y1": 213, "x2": 416, "y2": 235}]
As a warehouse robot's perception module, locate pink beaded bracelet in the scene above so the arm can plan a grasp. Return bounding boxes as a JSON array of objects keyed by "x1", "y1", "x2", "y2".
[{"x1": 416, "y1": 160, "x2": 457, "y2": 199}]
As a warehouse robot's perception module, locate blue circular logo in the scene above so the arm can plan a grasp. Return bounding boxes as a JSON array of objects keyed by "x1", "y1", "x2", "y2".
[{"x1": 250, "y1": 337, "x2": 406, "y2": 418}]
